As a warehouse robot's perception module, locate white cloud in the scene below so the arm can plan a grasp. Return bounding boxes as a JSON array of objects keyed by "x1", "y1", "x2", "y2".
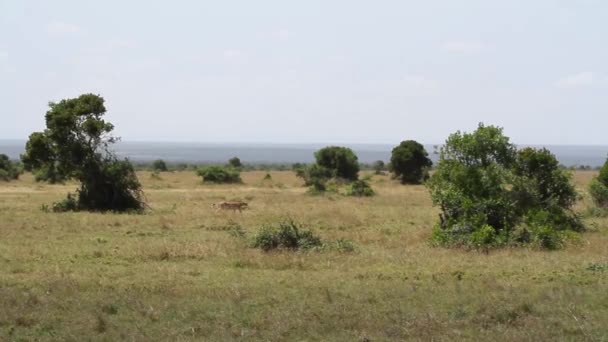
[
  {"x1": 554, "y1": 72, "x2": 594, "y2": 89},
  {"x1": 442, "y1": 41, "x2": 483, "y2": 54},
  {"x1": 47, "y1": 21, "x2": 83, "y2": 36}
]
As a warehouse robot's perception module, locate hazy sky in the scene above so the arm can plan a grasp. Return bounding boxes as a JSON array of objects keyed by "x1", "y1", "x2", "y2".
[{"x1": 1, "y1": 0, "x2": 607, "y2": 144}]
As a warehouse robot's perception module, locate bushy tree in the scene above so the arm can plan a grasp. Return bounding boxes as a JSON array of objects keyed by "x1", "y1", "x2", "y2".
[
  {"x1": 314, "y1": 146, "x2": 359, "y2": 181},
  {"x1": 427, "y1": 123, "x2": 582, "y2": 249},
  {"x1": 589, "y1": 158, "x2": 608, "y2": 207},
  {"x1": 390, "y1": 140, "x2": 432, "y2": 184},
  {"x1": 0, "y1": 154, "x2": 22, "y2": 181},
  {"x1": 228, "y1": 157, "x2": 242, "y2": 169},
  {"x1": 197, "y1": 165, "x2": 242, "y2": 183},
  {"x1": 152, "y1": 159, "x2": 168, "y2": 172},
  {"x1": 21, "y1": 94, "x2": 145, "y2": 212}
]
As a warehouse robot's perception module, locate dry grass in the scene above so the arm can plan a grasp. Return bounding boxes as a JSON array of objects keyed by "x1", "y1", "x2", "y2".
[{"x1": 0, "y1": 170, "x2": 607, "y2": 341}]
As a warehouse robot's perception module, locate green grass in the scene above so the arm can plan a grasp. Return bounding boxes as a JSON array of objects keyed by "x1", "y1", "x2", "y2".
[{"x1": 0, "y1": 171, "x2": 607, "y2": 341}]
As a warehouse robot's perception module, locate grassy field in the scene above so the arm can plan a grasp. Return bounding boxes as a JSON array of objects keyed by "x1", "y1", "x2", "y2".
[{"x1": 0, "y1": 170, "x2": 607, "y2": 341}]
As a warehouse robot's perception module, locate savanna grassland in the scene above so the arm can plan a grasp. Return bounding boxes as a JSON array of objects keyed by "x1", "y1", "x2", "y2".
[{"x1": 1, "y1": 171, "x2": 607, "y2": 341}]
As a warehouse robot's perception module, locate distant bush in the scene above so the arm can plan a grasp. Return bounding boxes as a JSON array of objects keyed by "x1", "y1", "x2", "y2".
[
  {"x1": 427, "y1": 123, "x2": 582, "y2": 249},
  {"x1": 295, "y1": 164, "x2": 333, "y2": 192},
  {"x1": 589, "y1": 158, "x2": 608, "y2": 208},
  {"x1": 196, "y1": 166, "x2": 242, "y2": 184},
  {"x1": 345, "y1": 179, "x2": 375, "y2": 197},
  {"x1": 372, "y1": 160, "x2": 386, "y2": 175},
  {"x1": 0, "y1": 154, "x2": 22, "y2": 181},
  {"x1": 315, "y1": 146, "x2": 359, "y2": 181},
  {"x1": 228, "y1": 157, "x2": 242, "y2": 169},
  {"x1": 252, "y1": 219, "x2": 322, "y2": 251},
  {"x1": 152, "y1": 159, "x2": 168, "y2": 172},
  {"x1": 389, "y1": 140, "x2": 432, "y2": 184}
]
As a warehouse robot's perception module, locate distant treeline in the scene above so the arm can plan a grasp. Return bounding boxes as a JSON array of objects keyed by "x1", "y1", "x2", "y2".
[{"x1": 130, "y1": 160, "x2": 603, "y2": 172}]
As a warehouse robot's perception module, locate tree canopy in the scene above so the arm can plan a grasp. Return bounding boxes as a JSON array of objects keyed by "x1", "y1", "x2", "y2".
[
  {"x1": 427, "y1": 123, "x2": 582, "y2": 249},
  {"x1": 389, "y1": 140, "x2": 432, "y2": 184},
  {"x1": 314, "y1": 146, "x2": 359, "y2": 181},
  {"x1": 21, "y1": 94, "x2": 145, "y2": 212}
]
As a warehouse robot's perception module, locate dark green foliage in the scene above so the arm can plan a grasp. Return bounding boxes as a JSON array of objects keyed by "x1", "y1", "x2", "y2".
[
  {"x1": 263, "y1": 173, "x2": 272, "y2": 180},
  {"x1": 314, "y1": 146, "x2": 359, "y2": 181},
  {"x1": 345, "y1": 179, "x2": 375, "y2": 197},
  {"x1": 0, "y1": 154, "x2": 22, "y2": 181},
  {"x1": 196, "y1": 165, "x2": 242, "y2": 183},
  {"x1": 252, "y1": 219, "x2": 322, "y2": 251},
  {"x1": 152, "y1": 159, "x2": 168, "y2": 172},
  {"x1": 428, "y1": 123, "x2": 582, "y2": 249},
  {"x1": 21, "y1": 94, "x2": 145, "y2": 212},
  {"x1": 228, "y1": 157, "x2": 242, "y2": 169},
  {"x1": 372, "y1": 160, "x2": 385, "y2": 175},
  {"x1": 51, "y1": 193, "x2": 78, "y2": 212},
  {"x1": 390, "y1": 140, "x2": 432, "y2": 184},
  {"x1": 589, "y1": 158, "x2": 608, "y2": 207},
  {"x1": 295, "y1": 164, "x2": 333, "y2": 192}
]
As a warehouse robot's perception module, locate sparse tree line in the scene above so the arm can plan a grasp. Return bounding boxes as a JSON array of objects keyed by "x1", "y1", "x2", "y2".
[{"x1": 3, "y1": 93, "x2": 608, "y2": 250}]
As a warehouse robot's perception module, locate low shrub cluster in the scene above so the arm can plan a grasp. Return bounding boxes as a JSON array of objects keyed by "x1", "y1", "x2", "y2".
[
  {"x1": 345, "y1": 179, "x2": 375, "y2": 197},
  {"x1": 0, "y1": 154, "x2": 22, "y2": 181},
  {"x1": 252, "y1": 219, "x2": 322, "y2": 251},
  {"x1": 294, "y1": 146, "x2": 376, "y2": 196},
  {"x1": 196, "y1": 165, "x2": 242, "y2": 184}
]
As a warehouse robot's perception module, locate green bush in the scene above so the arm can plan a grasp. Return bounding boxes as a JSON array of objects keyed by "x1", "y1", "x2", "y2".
[
  {"x1": 228, "y1": 157, "x2": 242, "y2": 169},
  {"x1": 314, "y1": 146, "x2": 359, "y2": 181},
  {"x1": 0, "y1": 154, "x2": 22, "y2": 181},
  {"x1": 589, "y1": 159, "x2": 608, "y2": 208},
  {"x1": 372, "y1": 160, "x2": 386, "y2": 175},
  {"x1": 21, "y1": 94, "x2": 145, "y2": 212},
  {"x1": 152, "y1": 159, "x2": 168, "y2": 172},
  {"x1": 51, "y1": 193, "x2": 79, "y2": 212},
  {"x1": 389, "y1": 140, "x2": 432, "y2": 184},
  {"x1": 295, "y1": 164, "x2": 333, "y2": 192},
  {"x1": 345, "y1": 179, "x2": 375, "y2": 197},
  {"x1": 427, "y1": 123, "x2": 582, "y2": 249},
  {"x1": 196, "y1": 166, "x2": 242, "y2": 184},
  {"x1": 251, "y1": 219, "x2": 322, "y2": 251}
]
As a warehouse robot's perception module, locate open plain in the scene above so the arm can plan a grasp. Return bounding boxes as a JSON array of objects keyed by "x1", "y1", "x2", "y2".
[{"x1": 1, "y1": 171, "x2": 607, "y2": 341}]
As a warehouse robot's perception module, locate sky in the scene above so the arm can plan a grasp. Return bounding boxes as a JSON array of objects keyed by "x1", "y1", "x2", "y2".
[{"x1": 0, "y1": 0, "x2": 607, "y2": 145}]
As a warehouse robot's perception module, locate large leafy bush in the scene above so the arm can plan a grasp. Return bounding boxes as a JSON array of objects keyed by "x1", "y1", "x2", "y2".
[{"x1": 427, "y1": 123, "x2": 582, "y2": 249}]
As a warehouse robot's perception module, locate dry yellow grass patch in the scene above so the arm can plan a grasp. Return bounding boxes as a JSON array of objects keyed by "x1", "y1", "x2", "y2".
[{"x1": 0, "y1": 170, "x2": 607, "y2": 341}]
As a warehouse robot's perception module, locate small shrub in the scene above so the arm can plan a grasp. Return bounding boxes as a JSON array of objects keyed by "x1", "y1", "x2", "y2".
[
  {"x1": 228, "y1": 157, "x2": 242, "y2": 169},
  {"x1": 197, "y1": 166, "x2": 242, "y2": 184},
  {"x1": 345, "y1": 179, "x2": 375, "y2": 197},
  {"x1": 152, "y1": 159, "x2": 168, "y2": 172},
  {"x1": 263, "y1": 173, "x2": 272, "y2": 181},
  {"x1": 334, "y1": 238, "x2": 356, "y2": 253},
  {"x1": 51, "y1": 193, "x2": 79, "y2": 212},
  {"x1": 372, "y1": 160, "x2": 386, "y2": 175},
  {"x1": 251, "y1": 219, "x2": 322, "y2": 251},
  {"x1": 0, "y1": 154, "x2": 22, "y2": 181}
]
